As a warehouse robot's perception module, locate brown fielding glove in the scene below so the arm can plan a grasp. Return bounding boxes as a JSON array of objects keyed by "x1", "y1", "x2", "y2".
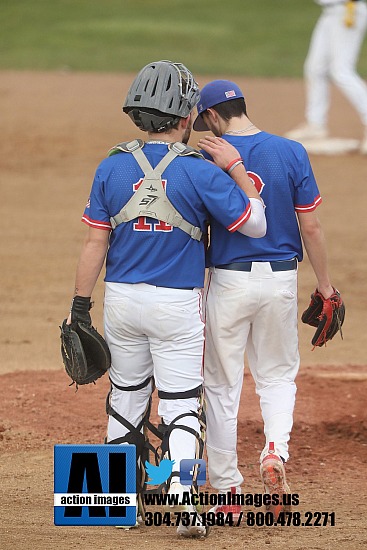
[{"x1": 301, "y1": 288, "x2": 345, "y2": 348}]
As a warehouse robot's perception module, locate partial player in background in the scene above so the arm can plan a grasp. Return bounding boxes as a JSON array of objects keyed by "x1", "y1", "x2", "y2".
[
  {"x1": 194, "y1": 79, "x2": 344, "y2": 519},
  {"x1": 64, "y1": 62, "x2": 266, "y2": 537},
  {"x1": 285, "y1": 0, "x2": 367, "y2": 154}
]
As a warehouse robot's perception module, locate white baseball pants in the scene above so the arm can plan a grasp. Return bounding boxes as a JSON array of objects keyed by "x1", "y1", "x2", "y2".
[
  {"x1": 104, "y1": 282, "x2": 205, "y2": 469},
  {"x1": 304, "y1": 1, "x2": 367, "y2": 126},
  {"x1": 203, "y1": 263, "x2": 300, "y2": 492}
]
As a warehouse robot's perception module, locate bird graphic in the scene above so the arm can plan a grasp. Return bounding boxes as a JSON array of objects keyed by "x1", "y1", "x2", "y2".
[{"x1": 145, "y1": 459, "x2": 175, "y2": 485}]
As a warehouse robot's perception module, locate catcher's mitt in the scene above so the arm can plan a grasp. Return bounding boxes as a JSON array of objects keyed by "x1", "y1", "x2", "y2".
[
  {"x1": 301, "y1": 287, "x2": 345, "y2": 348},
  {"x1": 60, "y1": 319, "x2": 111, "y2": 387}
]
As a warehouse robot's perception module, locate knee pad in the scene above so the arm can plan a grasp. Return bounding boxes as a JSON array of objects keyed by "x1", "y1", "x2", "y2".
[
  {"x1": 157, "y1": 385, "x2": 206, "y2": 488},
  {"x1": 105, "y1": 376, "x2": 156, "y2": 518}
]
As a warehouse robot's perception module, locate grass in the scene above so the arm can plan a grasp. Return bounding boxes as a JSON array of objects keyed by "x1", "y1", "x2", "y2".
[{"x1": 2, "y1": 0, "x2": 367, "y2": 77}]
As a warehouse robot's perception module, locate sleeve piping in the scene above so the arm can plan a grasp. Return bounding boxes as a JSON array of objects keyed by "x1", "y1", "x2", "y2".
[
  {"x1": 81, "y1": 214, "x2": 112, "y2": 231},
  {"x1": 227, "y1": 203, "x2": 252, "y2": 232},
  {"x1": 295, "y1": 194, "x2": 322, "y2": 213}
]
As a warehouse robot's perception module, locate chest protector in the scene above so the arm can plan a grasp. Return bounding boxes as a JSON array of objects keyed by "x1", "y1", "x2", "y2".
[{"x1": 108, "y1": 139, "x2": 203, "y2": 241}]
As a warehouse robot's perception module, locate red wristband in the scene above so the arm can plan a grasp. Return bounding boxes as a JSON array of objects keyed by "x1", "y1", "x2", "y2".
[{"x1": 225, "y1": 157, "x2": 242, "y2": 173}]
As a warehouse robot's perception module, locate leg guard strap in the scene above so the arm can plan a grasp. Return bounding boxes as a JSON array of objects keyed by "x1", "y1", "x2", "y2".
[
  {"x1": 105, "y1": 380, "x2": 156, "y2": 519},
  {"x1": 110, "y1": 375, "x2": 153, "y2": 392},
  {"x1": 158, "y1": 384, "x2": 202, "y2": 400}
]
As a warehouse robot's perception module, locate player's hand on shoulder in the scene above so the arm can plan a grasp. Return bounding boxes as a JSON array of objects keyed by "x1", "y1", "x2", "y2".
[{"x1": 198, "y1": 136, "x2": 241, "y2": 171}]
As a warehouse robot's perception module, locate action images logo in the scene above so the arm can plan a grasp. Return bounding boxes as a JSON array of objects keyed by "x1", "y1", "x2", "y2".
[{"x1": 54, "y1": 444, "x2": 136, "y2": 526}]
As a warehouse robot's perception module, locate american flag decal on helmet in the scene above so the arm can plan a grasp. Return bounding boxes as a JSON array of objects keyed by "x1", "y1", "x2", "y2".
[{"x1": 225, "y1": 90, "x2": 236, "y2": 98}]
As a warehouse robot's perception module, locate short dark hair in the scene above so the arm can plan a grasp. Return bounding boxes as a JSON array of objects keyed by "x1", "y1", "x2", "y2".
[{"x1": 210, "y1": 97, "x2": 248, "y2": 121}]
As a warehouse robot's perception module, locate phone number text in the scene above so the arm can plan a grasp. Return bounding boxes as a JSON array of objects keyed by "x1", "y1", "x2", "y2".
[{"x1": 144, "y1": 510, "x2": 336, "y2": 527}]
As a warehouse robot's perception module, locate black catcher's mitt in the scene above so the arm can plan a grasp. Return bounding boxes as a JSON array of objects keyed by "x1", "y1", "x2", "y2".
[
  {"x1": 60, "y1": 320, "x2": 111, "y2": 387},
  {"x1": 301, "y1": 287, "x2": 345, "y2": 348}
]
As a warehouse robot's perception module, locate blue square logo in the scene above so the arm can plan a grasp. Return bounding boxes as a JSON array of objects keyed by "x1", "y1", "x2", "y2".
[
  {"x1": 54, "y1": 444, "x2": 136, "y2": 526},
  {"x1": 180, "y1": 459, "x2": 206, "y2": 486}
]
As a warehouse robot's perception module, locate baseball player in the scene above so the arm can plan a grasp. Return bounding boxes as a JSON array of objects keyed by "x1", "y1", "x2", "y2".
[
  {"x1": 194, "y1": 79, "x2": 338, "y2": 519},
  {"x1": 67, "y1": 62, "x2": 266, "y2": 537},
  {"x1": 285, "y1": 0, "x2": 367, "y2": 153}
]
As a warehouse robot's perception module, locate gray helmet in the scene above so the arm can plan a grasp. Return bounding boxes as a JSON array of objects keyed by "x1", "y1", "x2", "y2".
[{"x1": 123, "y1": 60, "x2": 200, "y2": 132}]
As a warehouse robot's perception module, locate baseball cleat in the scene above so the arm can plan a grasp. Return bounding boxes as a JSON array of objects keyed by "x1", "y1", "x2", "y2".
[
  {"x1": 115, "y1": 507, "x2": 142, "y2": 529},
  {"x1": 208, "y1": 503, "x2": 242, "y2": 521},
  {"x1": 260, "y1": 442, "x2": 291, "y2": 519},
  {"x1": 208, "y1": 486, "x2": 242, "y2": 522},
  {"x1": 284, "y1": 122, "x2": 328, "y2": 141},
  {"x1": 164, "y1": 482, "x2": 209, "y2": 538},
  {"x1": 176, "y1": 516, "x2": 209, "y2": 538},
  {"x1": 115, "y1": 518, "x2": 141, "y2": 530}
]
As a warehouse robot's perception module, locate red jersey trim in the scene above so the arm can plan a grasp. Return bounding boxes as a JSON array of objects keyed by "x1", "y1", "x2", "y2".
[
  {"x1": 82, "y1": 215, "x2": 112, "y2": 231},
  {"x1": 295, "y1": 195, "x2": 322, "y2": 213},
  {"x1": 227, "y1": 203, "x2": 252, "y2": 232}
]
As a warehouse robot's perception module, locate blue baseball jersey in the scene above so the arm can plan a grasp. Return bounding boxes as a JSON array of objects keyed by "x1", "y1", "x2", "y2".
[
  {"x1": 82, "y1": 142, "x2": 251, "y2": 288},
  {"x1": 202, "y1": 133, "x2": 322, "y2": 266}
]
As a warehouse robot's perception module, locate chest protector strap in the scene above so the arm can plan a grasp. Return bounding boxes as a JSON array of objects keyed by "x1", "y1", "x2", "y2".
[{"x1": 108, "y1": 139, "x2": 203, "y2": 241}]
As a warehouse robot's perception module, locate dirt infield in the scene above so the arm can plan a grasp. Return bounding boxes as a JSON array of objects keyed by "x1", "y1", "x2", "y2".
[{"x1": 0, "y1": 71, "x2": 366, "y2": 549}]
